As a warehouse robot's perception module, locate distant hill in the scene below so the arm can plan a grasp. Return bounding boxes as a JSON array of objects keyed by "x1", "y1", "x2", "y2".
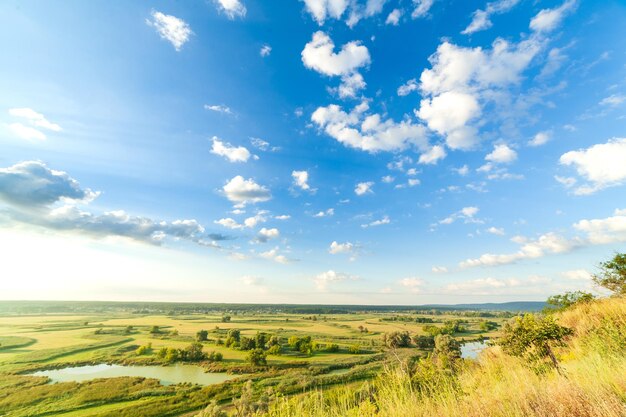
[
  {"x1": 0, "y1": 300, "x2": 546, "y2": 314},
  {"x1": 420, "y1": 301, "x2": 546, "y2": 312}
]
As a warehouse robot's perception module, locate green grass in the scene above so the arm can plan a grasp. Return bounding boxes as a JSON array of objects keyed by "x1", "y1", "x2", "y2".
[{"x1": 0, "y1": 307, "x2": 505, "y2": 417}]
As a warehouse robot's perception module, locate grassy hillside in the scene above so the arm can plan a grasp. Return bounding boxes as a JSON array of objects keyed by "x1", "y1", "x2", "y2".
[{"x1": 264, "y1": 297, "x2": 626, "y2": 417}]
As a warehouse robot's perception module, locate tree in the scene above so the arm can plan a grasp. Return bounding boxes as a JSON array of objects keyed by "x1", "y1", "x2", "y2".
[
  {"x1": 413, "y1": 335, "x2": 435, "y2": 349},
  {"x1": 382, "y1": 331, "x2": 411, "y2": 348},
  {"x1": 593, "y1": 253, "x2": 626, "y2": 295},
  {"x1": 221, "y1": 315, "x2": 231, "y2": 323},
  {"x1": 207, "y1": 351, "x2": 223, "y2": 362},
  {"x1": 479, "y1": 321, "x2": 499, "y2": 331},
  {"x1": 432, "y1": 335, "x2": 460, "y2": 369},
  {"x1": 546, "y1": 291, "x2": 595, "y2": 311},
  {"x1": 196, "y1": 330, "x2": 209, "y2": 342},
  {"x1": 180, "y1": 342, "x2": 206, "y2": 362},
  {"x1": 225, "y1": 329, "x2": 241, "y2": 348},
  {"x1": 150, "y1": 326, "x2": 160, "y2": 334},
  {"x1": 247, "y1": 348, "x2": 267, "y2": 366},
  {"x1": 499, "y1": 314, "x2": 572, "y2": 374},
  {"x1": 239, "y1": 336, "x2": 256, "y2": 351},
  {"x1": 254, "y1": 332, "x2": 268, "y2": 350}
]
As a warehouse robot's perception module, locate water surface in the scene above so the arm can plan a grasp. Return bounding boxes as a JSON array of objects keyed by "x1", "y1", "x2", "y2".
[
  {"x1": 460, "y1": 340, "x2": 489, "y2": 359},
  {"x1": 30, "y1": 363, "x2": 239, "y2": 386}
]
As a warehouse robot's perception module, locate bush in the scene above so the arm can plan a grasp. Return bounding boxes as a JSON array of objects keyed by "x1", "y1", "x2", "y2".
[
  {"x1": 382, "y1": 331, "x2": 411, "y2": 348},
  {"x1": 348, "y1": 344, "x2": 361, "y2": 354},
  {"x1": 247, "y1": 348, "x2": 267, "y2": 366},
  {"x1": 207, "y1": 351, "x2": 223, "y2": 362},
  {"x1": 324, "y1": 343, "x2": 340, "y2": 353}
]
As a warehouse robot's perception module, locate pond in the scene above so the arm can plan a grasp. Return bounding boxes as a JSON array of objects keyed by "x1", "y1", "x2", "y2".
[
  {"x1": 460, "y1": 340, "x2": 489, "y2": 359},
  {"x1": 30, "y1": 363, "x2": 241, "y2": 386}
]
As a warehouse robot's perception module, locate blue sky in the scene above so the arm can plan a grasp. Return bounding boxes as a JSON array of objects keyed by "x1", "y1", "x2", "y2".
[{"x1": 1, "y1": 0, "x2": 625, "y2": 304}]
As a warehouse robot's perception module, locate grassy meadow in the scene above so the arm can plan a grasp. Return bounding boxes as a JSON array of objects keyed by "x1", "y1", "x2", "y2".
[{"x1": 0, "y1": 302, "x2": 508, "y2": 416}]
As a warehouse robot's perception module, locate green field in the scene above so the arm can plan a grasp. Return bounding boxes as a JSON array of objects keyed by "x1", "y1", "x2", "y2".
[{"x1": 0, "y1": 301, "x2": 509, "y2": 417}]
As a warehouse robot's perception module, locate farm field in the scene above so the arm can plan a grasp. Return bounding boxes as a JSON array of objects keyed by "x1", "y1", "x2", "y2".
[{"x1": 0, "y1": 301, "x2": 509, "y2": 417}]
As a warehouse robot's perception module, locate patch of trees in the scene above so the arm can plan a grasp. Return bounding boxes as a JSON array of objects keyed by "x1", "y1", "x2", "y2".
[
  {"x1": 381, "y1": 315, "x2": 435, "y2": 323},
  {"x1": 196, "y1": 330, "x2": 209, "y2": 342},
  {"x1": 479, "y1": 320, "x2": 499, "y2": 331},
  {"x1": 499, "y1": 313, "x2": 572, "y2": 375},
  {"x1": 422, "y1": 320, "x2": 467, "y2": 337},
  {"x1": 156, "y1": 342, "x2": 223, "y2": 363},
  {"x1": 546, "y1": 291, "x2": 594, "y2": 311},
  {"x1": 382, "y1": 331, "x2": 412, "y2": 348},
  {"x1": 593, "y1": 252, "x2": 626, "y2": 295},
  {"x1": 288, "y1": 335, "x2": 314, "y2": 355}
]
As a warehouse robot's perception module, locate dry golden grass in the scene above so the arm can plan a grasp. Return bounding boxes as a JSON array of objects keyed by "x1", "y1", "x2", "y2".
[{"x1": 266, "y1": 297, "x2": 626, "y2": 417}]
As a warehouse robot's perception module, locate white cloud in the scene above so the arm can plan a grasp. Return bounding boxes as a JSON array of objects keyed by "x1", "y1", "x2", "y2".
[
  {"x1": 431, "y1": 266, "x2": 448, "y2": 273},
  {"x1": 250, "y1": 137, "x2": 279, "y2": 152},
  {"x1": 275, "y1": 214, "x2": 291, "y2": 220},
  {"x1": 337, "y1": 72, "x2": 366, "y2": 99},
  {"x1": 487, "y1": 226, "x2": 505, "y2": 235},
  {"x1": 214, "y1": 217, "x2": 243, "y2": 229},
  {"x1": 204, "y1": 104, "x2": 232, "y2": 114},
  {"x1": 417, "y1": 91, "x2": 480, "y2": 143},
  {"x1": 462, "y1": 0, "x2": 521, "y2": 35},
  {"x1": 222, "y1": 176, "x2": 271, "y2": 206},
  {"x1": 461, "y1": 209, "x2": 626, "y2": 269},
  {"x1": 438, "y1": 206, "x2": 480, "y2": 226},
  {"x1": 314, "y1": 208, "x2": 334, "y2": 217},
  {"x1": 0, "y1": 162, "x2": 230, "y2": 248},
  {"x1": 442, "y1": 276, "x2": 550, "y2": 295},
  {"x1": 559, "y1": 138, "x2": 626, "y2": 194},
  {"x1": 146, "y1": 11, "x2": 192, "y2": 51},
  {"x1": 329, "y1": 241, "x2": 354, "y2": 254},
  {"x1": 418, "y1": 145, "x2": 447, "y2": 165},
  {"x1": 241, "y1": 275, "x2": 264, "y2": 286},
  {"x1": 412, "y1": 0, "x2": 434, "y2": 19},
  {"x1": 292, "y1": 170, "x2": 312, "y2": 191},
  {"x1": 399, "y1": 277, "x2": 423, "y2": 293},
  {"x1": 460, "y1": 231, "x2": 579, "y2": 268},
  {"x1": 529, "y1": 131, "x2": 551, "y2": 147},
  {"x1": 362, "y1": 215, "x2": 390, "y2": 228},
  {"x1": 386, "y1": 8, "x2": 402, "y2": 25},
  {"x1": 455, "y1": 165, "x2": 470, "y2": 176},
  {"x1": 260, "y1": 247, "x2": 290, "y2": 264},
  {"x1": 485, "y1": 143, "x2": 517, "y2": 163},
  {"x1": 260, "y1": 44, "x2": 272, "y2": 57},
  {"x1": 381, "y1": 175, "x2": 395, "y2": 183},
  {"x1": 573, "y1": 211, "x2": 626, "y2": 245},
  {"x1": 8, "y1": 108, "x2": 62, "y2": 132},
  {"x1": 561, "y1": 269, "x2": 591, "y2": 281},
  {"x1": 355, "y1": 181, "x2": 374, "y2": 196},
  {"x1": 7, "y1": 108, "x2": 62, "y2": 140},
  {"x1": 302, "y1": 31, "x2": 370, "y2": 77},
  {"x1": 214, "y1": 0, "x2": 247, "y2": 19},
  {"x1": 311, "y1": 101, "x2": 428, "y2": 152},
  {"x1": 529, "y1": 0, "x2": 576, "y2": 33},
  {"x1": 397, "y1": 79, "x2": 419, "y2": 96},
  {"x1": 256, "y1": 227, "x2": 280, "y2": 243},
  {"x1": 302, "y1": 0, "x2": 349, "y2": 25},
  {"x1": 315, "y1": 270, "x2": 358, "y2": 290},
  {"x1": 243, "y1": 212, "x2": 268, "y2": 228},
  {"x1": 555, "y1": 175, "x2": 576, "y2": 188},
  {"x1": 0, "y1": 161, "x2": 97, "y2": 208},
  {"x1": 599, "y1": 94, "x2": 626, "y2": 107},
  {"x1": 416, "y1": 36, "x2": 543, "y2": 149},
  {"x1": 7, "y1": 123, "x2": 47, "y2": 141},
  {"x1": 211, "y1": 137, "x2": 252, "y2": 163}
]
